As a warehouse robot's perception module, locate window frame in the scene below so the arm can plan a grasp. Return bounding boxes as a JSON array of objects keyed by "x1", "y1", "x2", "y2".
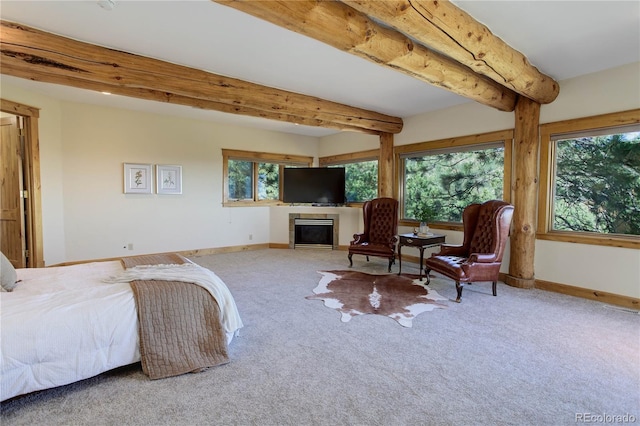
[
  {"x1": 394, "y1": 130, "x2": 513, "y2": 230},
  {"x1": 319, "y1": 149, "x2": 379, "y2": 206},
  {"x1": 538, "y1": 109, "x2": 640, "y2": 249},
  {"x1": 222, "y1": 149, "x2": 313, "y2": 206}
]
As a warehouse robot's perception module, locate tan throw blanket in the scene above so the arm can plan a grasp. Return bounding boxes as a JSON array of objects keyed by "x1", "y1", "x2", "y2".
[
  {"x1": 116, "y1": 254, "x2": 238, "y2": 380},
  {"x1": 130, "y1": 279, "x2": 229, "y2": 380}
]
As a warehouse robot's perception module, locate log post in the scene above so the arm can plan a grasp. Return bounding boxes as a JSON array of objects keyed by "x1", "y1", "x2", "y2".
[
  {"x1": 379, "y1": 133, "x2": 394, "y2": 198},
  {"x1": 506, "y1": 96, "x2": 540, "y2": 289}
]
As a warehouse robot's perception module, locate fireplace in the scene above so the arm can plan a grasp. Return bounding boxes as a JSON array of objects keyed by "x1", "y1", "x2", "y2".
[
  {"x1": 289, "y1": 214, "x2": 339, "y2": 250},
  {"x1": 294, "y1": 219, "x2": 333, "y2": 249}
]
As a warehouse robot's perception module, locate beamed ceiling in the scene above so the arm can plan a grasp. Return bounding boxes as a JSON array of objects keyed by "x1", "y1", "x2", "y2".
[{"x1": 0, "y1": 0, "x2": 638, "y2": 136}]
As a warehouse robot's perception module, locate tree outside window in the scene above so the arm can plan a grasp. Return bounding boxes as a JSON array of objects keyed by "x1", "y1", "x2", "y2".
[
  {"x1": 258, "y1": 162, "x2": 280, "y2": 201},
  {"x1": 222, "y1": 149, "x2": 313, "y2": 205},
  {"x1": 329, "y1": 160, "x2": 377, "y2": 202},
  {"x1": 402, "y1": 145, "x2": 505, "y2": 223},
  {"x1": 320, "y1": 150, "x2": 379, "y2": 204},
  {"x1": 539, "y1": 111, "x2": 639, "y2": 248},
  {"x1": 228, "y1": 159, "x2": 253, "y2": 200},
  {"x1": 552, "y1": 130, "x2": 640, "y2": 236},
  {"x1": 228, "y1": 160, "x2": 279, "y2": 201}
]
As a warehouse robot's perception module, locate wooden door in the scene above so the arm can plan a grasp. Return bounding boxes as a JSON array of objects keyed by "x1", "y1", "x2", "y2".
[{"x1": 0, "y1": 115, "x2": 26, "y2": 268}]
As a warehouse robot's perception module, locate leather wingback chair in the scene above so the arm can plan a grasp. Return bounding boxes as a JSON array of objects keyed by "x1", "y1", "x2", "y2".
[
  {"x1": 348, "y1": 197, "x2": 399, "y2": 272},
  {"x1": 424, "y1": 200, "x2": 514, "y2": 302}
]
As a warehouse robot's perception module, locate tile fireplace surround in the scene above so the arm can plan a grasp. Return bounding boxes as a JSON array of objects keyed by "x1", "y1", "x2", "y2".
[{"x1": 289, "y1": 213, "x2": 340, "y2": 250}]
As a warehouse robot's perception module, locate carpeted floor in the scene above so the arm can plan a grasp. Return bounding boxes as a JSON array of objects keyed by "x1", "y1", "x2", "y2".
[{"x1": 2, "y1": 248, "x2": 638, "y2": 426}]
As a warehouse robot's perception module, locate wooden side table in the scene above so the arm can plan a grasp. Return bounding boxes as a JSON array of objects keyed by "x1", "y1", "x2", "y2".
[{"x1": 397, "y1": 233, "x2": 446, "y2": 280}]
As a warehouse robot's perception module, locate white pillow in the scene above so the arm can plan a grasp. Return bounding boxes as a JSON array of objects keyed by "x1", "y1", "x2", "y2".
[{"x1": 1, "y1": 252, "x2": 19, "y2": 292}]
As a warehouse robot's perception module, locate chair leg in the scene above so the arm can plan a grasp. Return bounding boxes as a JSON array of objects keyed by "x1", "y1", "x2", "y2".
[
  {"x1": 366, "y1": 256, "x2": 370, "y2": 262},
  {"x1": 492, "y1": 281, "x2": 497, "y2": 296},
  {"x1": 425, "y1": 267, "x2": 431, "y2": 285},
  {"x1": 348, "y1": 253, "x2": 353, "y2": 268},
  {"x1": 387, "y1": 258, "x2": 393, "y2": 273},
  {"x1": 455, "y1": 281, "x2": 463, "y2": 303}
]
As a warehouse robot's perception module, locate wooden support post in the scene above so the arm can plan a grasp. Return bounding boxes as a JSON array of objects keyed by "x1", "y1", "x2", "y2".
[
  {"x1": 379, "y1": 133, "x2": 394, "y2": 198},
  {"x1": 506, "y1": 96, "x2": 540, "y2": 289}
]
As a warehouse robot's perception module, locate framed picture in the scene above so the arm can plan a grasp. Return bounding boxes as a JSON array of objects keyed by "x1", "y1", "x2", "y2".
[
  {"x1": 123, "y1": 163, "x2": 153, "y2": 194},
  {"x1": 156, "y1": 164, "x2": 182, "y2": 194}
]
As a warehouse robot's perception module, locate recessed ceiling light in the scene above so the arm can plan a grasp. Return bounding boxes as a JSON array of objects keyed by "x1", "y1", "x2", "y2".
[
  {"x1": 101, "y1": 91, "x2": 111, "y2": 95},
  {"x1": 97, "y1": 0, "x2": 115, "y2": 11}
]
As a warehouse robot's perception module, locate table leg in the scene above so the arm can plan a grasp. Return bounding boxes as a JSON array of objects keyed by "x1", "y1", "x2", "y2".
[
  {"x1": 418, "y1": 247, "x2": 425, "y2": 281},
  {"x1": 397, "y1": 244, "x2": 402, "y2": 275}
]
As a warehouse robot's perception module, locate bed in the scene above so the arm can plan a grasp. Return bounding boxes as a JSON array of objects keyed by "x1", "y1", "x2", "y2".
[{"x1": 0, "y1": 253, "x2": 243, "y2": 401}]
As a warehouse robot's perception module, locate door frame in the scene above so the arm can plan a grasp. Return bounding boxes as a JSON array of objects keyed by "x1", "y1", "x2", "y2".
[{"x1": 1, "y1": 99, "x2": 44, "y2": 267}]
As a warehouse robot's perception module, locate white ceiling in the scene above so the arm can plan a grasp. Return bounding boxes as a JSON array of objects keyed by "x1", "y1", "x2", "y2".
[{"x1": 1, "y1": 0, "x2": 638, "y2": 137}]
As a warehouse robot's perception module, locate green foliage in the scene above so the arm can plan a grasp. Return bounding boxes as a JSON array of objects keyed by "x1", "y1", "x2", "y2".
[
  {"x1": 404, "y1": 147, "x2": 504, "y2": 222},
  {"x1": 412, "y1": 203, "x2": 438, "y2": 223},
  {"x1": 228, "y1": 159, "x2": 252, "y2": 200},
  {"x1": 228, "y1": 160, "x2": 280, "y2": 201},
  {"x1": 334, "y1": 161, "x2": 378, "y2": 202},
  {"x1": 553, "y1": 132, "x2": 640, "y2": 235},
  {"x1": 258, "y1": 162, "x2": 279, "y2": 200}
]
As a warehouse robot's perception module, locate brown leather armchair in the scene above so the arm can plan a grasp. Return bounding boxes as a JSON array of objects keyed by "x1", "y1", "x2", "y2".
[
  {"x1": 424, "y1": 200, "x2": 514, "y2": 302},
  {"x1": 348, "y1": 197, "x2": 399, "y2": 272}
]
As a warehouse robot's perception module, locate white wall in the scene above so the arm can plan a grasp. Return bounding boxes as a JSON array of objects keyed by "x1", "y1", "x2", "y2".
[
  {"x1": 59, "y1": 103, "x2": 321, "y2": 263},
  {"x1": 320, "y1": 62, "x2": 640, "y2": 299},
  {"x1": 540, "y1": 62, "x2": 640, "y2": 123},
  {"x1": 0, "y1": 83, "x2": 322, "y2": 264}
]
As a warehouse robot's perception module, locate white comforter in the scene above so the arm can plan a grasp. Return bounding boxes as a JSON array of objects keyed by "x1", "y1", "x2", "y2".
[{"x1": 0, "y1": 260, "x2": 242, "y2": 401}]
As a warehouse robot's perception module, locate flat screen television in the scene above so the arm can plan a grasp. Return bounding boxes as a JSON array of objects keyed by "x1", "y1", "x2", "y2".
[{"x1": 283, "y1": 167, "x2": 346, "y2": 205}]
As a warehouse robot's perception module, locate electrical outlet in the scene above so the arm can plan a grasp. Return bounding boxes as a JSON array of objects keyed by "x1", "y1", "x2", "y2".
[
  {"x1": 249, "y1": 234, "x2": 253, "y2": 241},
  {"x1": 127, "y1": 243, "x2": 133, "y2": 250}
]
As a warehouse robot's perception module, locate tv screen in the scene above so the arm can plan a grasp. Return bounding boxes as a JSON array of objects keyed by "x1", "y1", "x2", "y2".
[{"x1": 283, "y1": 167, "x2": 346, "y2": 205}]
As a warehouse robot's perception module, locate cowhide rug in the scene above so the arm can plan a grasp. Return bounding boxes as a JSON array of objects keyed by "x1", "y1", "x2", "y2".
[{"x1": 307, "y1": 270, "x2": 447, "y2": 327}]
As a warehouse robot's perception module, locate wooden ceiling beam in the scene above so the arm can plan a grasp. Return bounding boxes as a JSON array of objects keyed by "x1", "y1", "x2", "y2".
[
  {"x1": 343, "y1": 0, "x2": 559, "y2": 104},
  {"x1": 214, "y1": 0, "x2": 518, "y2": 112},
  {"x1": 0, "y1": 21, "x2": 402, "y2": 135},
  {"x1": 0, "y1": 63, "x2": 376, "y2": 134}
]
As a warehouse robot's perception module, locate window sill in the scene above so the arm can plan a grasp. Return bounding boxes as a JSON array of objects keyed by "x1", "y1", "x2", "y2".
[
  {"x1": 223, "y1": 201, "x2": 361, "y2": 208},
  {"x1": 223, "y1": 200, "x2": 281, "y2": 207},
  {"x1": 398, "y1": 220, "x2": 463, "y2": 232},
  {"x1": 536, "y1": 232, "x2": 640, "y2": 249}
]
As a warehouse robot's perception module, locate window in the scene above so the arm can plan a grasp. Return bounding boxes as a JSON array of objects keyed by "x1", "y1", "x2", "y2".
[
  {"x1": 227, "y1": 159, "x2": 253, "y2": 200},
  {"x1": 222, "y1": 149, "x2": 313, "y2": 205},
  {"x1": 395, "y1": 130, "x2": 513, "y2": 226},
  {"x1": 319, "y1": 150, "x2": 378, "y2": 203},
  {"x1": 539, "y1": 110, "x2": 640, "y2": 248}
]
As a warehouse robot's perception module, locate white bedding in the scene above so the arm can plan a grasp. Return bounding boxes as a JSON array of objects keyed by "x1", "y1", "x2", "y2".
[{"x1": 0, "y1": 260, "x2": 240, "y2": 401}]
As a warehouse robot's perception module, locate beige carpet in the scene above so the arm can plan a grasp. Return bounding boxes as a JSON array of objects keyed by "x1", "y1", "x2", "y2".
[{"x1": 2, "y1": 248, "x2": 638, "y2": 426}]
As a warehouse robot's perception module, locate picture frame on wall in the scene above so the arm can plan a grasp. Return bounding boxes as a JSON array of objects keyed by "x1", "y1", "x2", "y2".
[
  {"x1": 123, "y1": 163, "x2": 153, "y2": 194},
  {"x1": 156, "y1": 164, "x2": 182, "y2": 195}
]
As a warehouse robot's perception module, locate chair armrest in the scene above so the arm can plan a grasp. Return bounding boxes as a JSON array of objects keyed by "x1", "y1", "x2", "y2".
[
  {"x1": 351, "y1": 233, "x2": 365, "y2": 244},
  {"x1": 468, "y1": 253, "x2": 498, "y2": 263},
  {"x1": 435, "y1": 243, "x2": 466, "y2": 256}
]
